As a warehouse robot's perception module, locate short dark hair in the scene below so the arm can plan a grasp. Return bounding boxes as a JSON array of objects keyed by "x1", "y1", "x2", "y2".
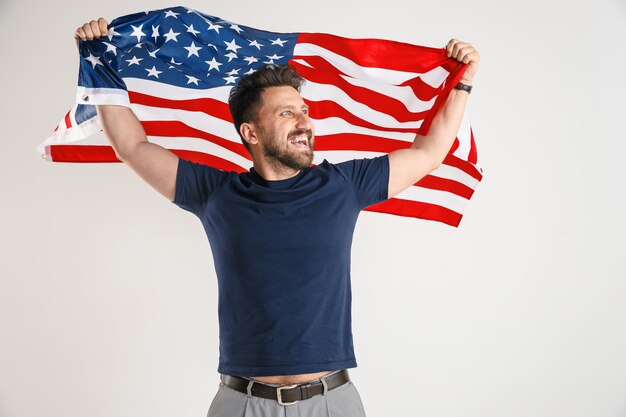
[{"x1": 228, "y1": 64, "x2": 305, "y2": 150}]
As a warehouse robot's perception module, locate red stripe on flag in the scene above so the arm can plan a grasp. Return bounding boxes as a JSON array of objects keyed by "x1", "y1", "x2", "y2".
[
  {"x1": 314, "y1": 133, "x2": 408, "y2": 153},
  {"x1": 449, "y1": 138, "x2": 460, "y2": 154},
  {"x1": 365, "y1": 198, "x2": 462, "y2": 227},
  {"x1": 64, "y1": 111, "x2": 72, "y2": 129},
  {"x1": 128, "y1": 91, "x2": 233, "y2": 122},
  {"x1": 415, "y1": 175, "x2": 475, "y2": 199},
  {"x1": 442, "y1": 153, "x2": 483, "y2": 181},
  {"x1": 468, "y1": 126, "x2": 478, "y2": 165},
  {"x1": 49, "y1": 145, "x2": 120, "y2": 162},
  {"x1": 296, "y1": 33, "x2": 457, "y2": 73}
]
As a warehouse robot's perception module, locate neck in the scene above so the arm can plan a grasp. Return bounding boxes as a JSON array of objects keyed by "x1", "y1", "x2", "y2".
[{"x1": 251, "y1": 156, "x2": 301, "y2": 181}]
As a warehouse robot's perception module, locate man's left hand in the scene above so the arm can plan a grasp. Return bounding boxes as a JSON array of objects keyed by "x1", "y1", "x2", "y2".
[{"x1": 445, "y1": 39, "x2": 480, "y2": 85}]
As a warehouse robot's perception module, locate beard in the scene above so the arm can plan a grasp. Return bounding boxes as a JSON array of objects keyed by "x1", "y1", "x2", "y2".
[{"x1": 261, "y1": 127, "x2": 315, "y2": 171}]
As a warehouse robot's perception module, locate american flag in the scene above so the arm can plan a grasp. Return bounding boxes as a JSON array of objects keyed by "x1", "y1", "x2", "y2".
[{"x1": 38, "y1": 6, "x2": 482, "y2": 227}]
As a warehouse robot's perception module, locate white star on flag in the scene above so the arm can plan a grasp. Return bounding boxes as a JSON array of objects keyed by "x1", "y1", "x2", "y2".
[
  {"x1": 146, "y1": 66, "x2": 163, "y2": 78},
  {"x1": 224, "y1": 39, "x2": 241, "y2": 52},
  {"x1": 106, "y1": 27, "x2": 120, "y2": 41},
  {"x1": 125, "y1": 56, "x2": 143, "y2": 66},
  {"x1": 207, "y1": 21, "x2": 222, "y2": 33},
  {"x1": 230, "y1": 24, "x2": 243, "y2": 34},
  {"x1": 186, "y1": 75, "x2": 200, "y2": 85},
  {"x1": 243, "y1": 56, "x2": 259, "y2": 65},
  {"x1": 270, "y1": 38, "x2": 287, "y2": 47},
  {"x1": 249, "y1": 40, "x2": 263, "y2": 50},
  {"x1": 130, "y1": 24, "x2": 146, "y2": 42},
  {"x1": 163, "y1": 28, "x2": 181, "y2": 42},
  {"x1": 205, "y1": 58, "x2": 222, "y2": 71},
  {"x1": 184, "y1": 41, "x2": 202, "y2": 57},
  {"x1": 151, "y1": 25, "x2": 160, "y2": 41},
  {"x1": 223, "y1": 75, "x2": 238, "y2": 84},
  {"x1": 225, "y1": 52, "x2": 238, "y2": 62},
  {"x1": 185, "y1": 24, "x2": 200, "y2": 35},
  {"x1": 164, "y1": 9, "x2": 180, "y2": 18},
  {"x1": 148, "y1": 48, "x2": 160, "y2": 58},
  {"x1": 84, "y1": 52, "x2": 103, "y2": 69},
  {"x1": 103, "y1": 42, "x2": 117, "y2": 55}
]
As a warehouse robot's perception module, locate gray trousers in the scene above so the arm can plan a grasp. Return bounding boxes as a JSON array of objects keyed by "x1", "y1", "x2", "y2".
[{"x1": 207, "y1": 371, "x2": 367, "y2": 417}]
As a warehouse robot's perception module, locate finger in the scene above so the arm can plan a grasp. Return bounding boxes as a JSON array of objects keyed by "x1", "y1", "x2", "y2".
[
  {"x1": 82, "y1": 23, "x2": 94, "y2": 41},
  {"x1": 89, "y1": 20, "x2": 101, "y2": 38},
  {"x1": 74, "y1": 27, "x2": 86, "y2": 41},
  {"x1": 458, "y1": 48, "x2": 479, "y2": 64},
  {"x1": 452, "y1": 43, "x2": 471, "y2": 60},
  {"x1": 461, "y1": 51, "x2": 479, "y2": 64},
  {"x1": 445, "y1": 38, "x2": 463, "y2": 57},
  {"x1": 98, "y1": 17, "x2": 108, "y2": 35},
  {"x1": 445, "y1": 38, "x2": 457, "y2": 56}
]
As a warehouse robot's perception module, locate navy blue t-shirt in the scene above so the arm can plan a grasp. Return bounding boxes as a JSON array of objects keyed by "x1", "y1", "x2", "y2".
[{"x1": 173, "y1": 156, "x2": 389, "y2": 376}]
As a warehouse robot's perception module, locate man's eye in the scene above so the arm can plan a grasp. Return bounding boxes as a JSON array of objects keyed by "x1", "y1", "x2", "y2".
[{"x1": 280, "y1": 110, "x2": 293, "y2": 117}]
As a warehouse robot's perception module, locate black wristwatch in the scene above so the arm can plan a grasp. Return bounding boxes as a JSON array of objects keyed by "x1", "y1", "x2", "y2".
[{"x1": 455, "y1": 82, "x2": 472, "y2": 94}]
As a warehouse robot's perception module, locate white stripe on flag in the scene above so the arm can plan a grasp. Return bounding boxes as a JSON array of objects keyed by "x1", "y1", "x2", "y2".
[
  {"x1": 313, "y1": 117, "x2": 415, "y2": 141},
  {"x1": 131, "y1": 105, "x2": 241, "y2": 142},
  {"x1": 428, "y1": 164, "x2": 480, "y2": 189},
  {"x1": 452, "y1": 111, "x2": 473, "y2": 161},
  {"x1": 77, "y1": 86, "x2": 131, "y2": 106},
  {"x1": 125, "y1": 78, "x2": 232, "y2": 101}
]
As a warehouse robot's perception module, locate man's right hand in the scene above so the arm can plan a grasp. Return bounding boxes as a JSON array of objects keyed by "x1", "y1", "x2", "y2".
[{"x1": 74, "y1": 18, "x2": 109, "y2": 42}]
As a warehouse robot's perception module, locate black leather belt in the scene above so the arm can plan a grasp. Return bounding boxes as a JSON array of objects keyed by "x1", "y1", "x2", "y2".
[{"x1": 220, "y1": 370, "x2": 350, "y2": 405}]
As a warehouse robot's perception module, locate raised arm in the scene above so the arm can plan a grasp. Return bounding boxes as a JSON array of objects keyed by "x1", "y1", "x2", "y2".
[
  {"x1": 75, "y1": 19, "x2": 179, "y2": 202},
  {"x1": 387, "y1": 39, "x2": 480, "y2": 198},
  {"x1": 96, "y1": 105, "x2": 178, "y2": 201}
]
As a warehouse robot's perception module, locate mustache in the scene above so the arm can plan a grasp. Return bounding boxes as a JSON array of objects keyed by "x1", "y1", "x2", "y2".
[{"x1": 287, "y1": 129, "x2": 313, "y2": 140}]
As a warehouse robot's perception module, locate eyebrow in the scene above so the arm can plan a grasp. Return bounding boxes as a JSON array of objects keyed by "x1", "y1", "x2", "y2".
[{"x1": 274, "y1": 104, "x2": 310, "y2": 113}]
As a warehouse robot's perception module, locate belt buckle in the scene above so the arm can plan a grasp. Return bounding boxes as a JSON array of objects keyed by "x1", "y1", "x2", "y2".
[{"x1": 276, "y1": 384, "x2": 299, "y2": 406}]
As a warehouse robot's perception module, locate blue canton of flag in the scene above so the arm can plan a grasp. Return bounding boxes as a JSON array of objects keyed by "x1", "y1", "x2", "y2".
[{"x1": 78, "y1": 7, "x2": 297, "y2": 91}]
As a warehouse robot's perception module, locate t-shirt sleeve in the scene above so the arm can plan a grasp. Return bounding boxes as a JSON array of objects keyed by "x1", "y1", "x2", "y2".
[
  {"x1": 172, "y1": 158, "x2": 229, "y2": 214},
  {"x1": 334, "y1": 155, "x2": 390, "y2": 209}
]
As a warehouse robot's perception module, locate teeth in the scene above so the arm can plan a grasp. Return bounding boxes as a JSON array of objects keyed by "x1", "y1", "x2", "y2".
[{"x1": 289, "y1": 135, "x2": 307, "y2": 145}]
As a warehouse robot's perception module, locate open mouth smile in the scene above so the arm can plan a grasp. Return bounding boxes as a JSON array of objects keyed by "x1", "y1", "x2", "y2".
[{"x1": 287, "y1": 130, "x2": 313, "y2": 148}]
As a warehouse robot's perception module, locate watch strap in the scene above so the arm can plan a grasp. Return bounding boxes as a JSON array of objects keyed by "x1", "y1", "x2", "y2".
[{"x1": 455, "y1": 82, "x2": 472, "y2": 94}]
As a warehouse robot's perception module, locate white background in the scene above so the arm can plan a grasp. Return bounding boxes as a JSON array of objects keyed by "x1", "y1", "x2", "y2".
[{"x1": 1, "y1": 0, "x2": 625, "y2": 416}]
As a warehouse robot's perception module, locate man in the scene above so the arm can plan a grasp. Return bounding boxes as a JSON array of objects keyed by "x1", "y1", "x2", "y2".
[{"x1": 75, "y1": 17, "x2": 479, "y2": 417}]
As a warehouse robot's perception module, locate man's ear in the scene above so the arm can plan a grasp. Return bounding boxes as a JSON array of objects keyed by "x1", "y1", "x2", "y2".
[{"x1": 240, "y1": 122, "x2": 259, "y2": 147}]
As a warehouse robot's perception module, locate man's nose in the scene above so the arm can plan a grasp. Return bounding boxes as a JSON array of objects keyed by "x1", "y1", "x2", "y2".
[{"x1": 295, "y1": 112, "x2": 312, "y2": 130}]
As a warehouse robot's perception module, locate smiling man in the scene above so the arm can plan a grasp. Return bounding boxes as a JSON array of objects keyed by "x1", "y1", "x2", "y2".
[{"x1": 75, "y1": 16, "x2": 479, "y2": 417}]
